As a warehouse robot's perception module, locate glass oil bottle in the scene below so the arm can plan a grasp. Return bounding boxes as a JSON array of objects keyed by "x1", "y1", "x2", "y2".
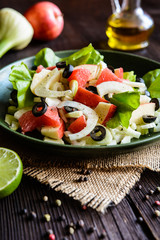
[{"x1": 106, "y1": 0, "x2": 154, "y2": 50}]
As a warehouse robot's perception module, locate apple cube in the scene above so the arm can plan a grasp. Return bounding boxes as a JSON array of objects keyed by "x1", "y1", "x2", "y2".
[
  {"x1": 130, "y1": 102, "x2": 155, "y2": 125},
  {"x1": 94, "y1": 102, "x2": 117, "y2": 125},
  {"x1": 41, "y1": 120, "x2": 65, "y2": 139}
]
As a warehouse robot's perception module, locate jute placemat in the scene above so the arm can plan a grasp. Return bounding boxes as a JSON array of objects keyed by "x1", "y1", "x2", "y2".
[{"x1": 1, "y1": 128, "x2": 160, "y2": 213}]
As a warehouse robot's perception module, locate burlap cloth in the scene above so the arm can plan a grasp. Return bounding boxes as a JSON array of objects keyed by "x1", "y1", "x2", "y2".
[{"x1": 1, "y1": 128, "x2": 160, "y2": 213}]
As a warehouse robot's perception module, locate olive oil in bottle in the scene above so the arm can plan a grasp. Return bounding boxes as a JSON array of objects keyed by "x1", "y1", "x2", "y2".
[{"x1": 106, "y1": 0, "x2": 154, "y2": 51}]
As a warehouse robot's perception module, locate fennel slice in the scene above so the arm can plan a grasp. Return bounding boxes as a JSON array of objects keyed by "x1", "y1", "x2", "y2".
[{"x1": 57, "y1": 101, "x2": 98, "y2": 141}]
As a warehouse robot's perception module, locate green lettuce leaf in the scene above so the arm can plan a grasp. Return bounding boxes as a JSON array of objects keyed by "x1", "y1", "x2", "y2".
[
  {"x1": 34, "y1": 48, "x2": 60, "y2": 67},
  {"x1": 61, "y1": 43, "x2": 104, "y2": 66},
  {"x1": 34, "y1": 44, "x2": 104, "y2": 68},
  {"x1": 9, "y1": 62, "x2": 34, "y2": 108},
  {"x1": 107, "y1": 92, "x2": 140, "y2": 128},
  {"x1": 143, "y1": 69, "x2": 160, "y2": 98},
  {"x1": 123, "y1": 71, "x2": 136, "y2": 82}
]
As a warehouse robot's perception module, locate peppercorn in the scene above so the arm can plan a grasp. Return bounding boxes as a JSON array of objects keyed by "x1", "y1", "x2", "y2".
[
  {"x1": 57, "y1": 214, "x2": 66, "y2": 221},
  {"x1": 49, "y1": 233, "x2": 55, "y2": 240},
  {"x1": 138, "y1": 217, "x2": 143, "y2": 222},
  {"x1": 44, "y1": 214, "x2": 51, "y2": 222},
  {"x1": 43, "y1": 195, "x2": 48, "y2": 202},
  {"x1": 21, "y1": 208, "x2": 27, "y2": 215},
  {"x1": 81, "y1": 205, "x2": 87, "y2": 210},
  {"x1": 155, "y1": 201, "x2": 160, "y2": 206},
  {"x1": 155, "y1": 210, "x2": 160, "y2": 217},
  {"x1": 87, "y1": 226, "x2": 96, "y2": 234},
  {"x1": 55, "y1": 199, "x2": 61, "y2": 207},
  {"x1": 145, "y1": 195, "x2": 150, "y2": 200},
  {"x1": 78, "y1": 176, "x2": 83, "y2": 182},
  {"x1": 77, "y1": 219, "x2": 85, "y2": 228},
  {"x1": 157, "y1": 187, "x2": 160, "y2": 192},
  {"x1": 149, "y1": 189, "x2": 154, "y2": 195},
  {"x1": 136, "y1": 185, "x2": 142, "y2": 190},
  {"x1": 86, "y1": 169, "x2": 92, "y2": 175},
  {"x1": 84, "y1": 177, "x2": 88, "y2": 182},
  {"x1": 99, "y1": 230, "x2": 107, "y2": 239},
  {"x1": 29, "y1": 211, "x2": 37, "y2": 220},
  {"x1": 68, "y1": 226, "x2": 74, "y2": 235}
]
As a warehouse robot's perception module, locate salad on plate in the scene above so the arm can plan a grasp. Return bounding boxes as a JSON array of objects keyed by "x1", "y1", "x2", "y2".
[{"x1": 5, "y1": 44, "x2": 160, "y2": 146}]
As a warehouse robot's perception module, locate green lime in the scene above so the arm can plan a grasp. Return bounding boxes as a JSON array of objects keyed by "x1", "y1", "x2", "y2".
[{"x1": 0, "y1": 147, "x2": 23, "y2": 199}]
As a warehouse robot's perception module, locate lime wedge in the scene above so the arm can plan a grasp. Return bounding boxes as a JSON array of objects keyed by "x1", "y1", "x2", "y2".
[{"x1": 0, "y1": 147, "x2": 23, "y2": 199}]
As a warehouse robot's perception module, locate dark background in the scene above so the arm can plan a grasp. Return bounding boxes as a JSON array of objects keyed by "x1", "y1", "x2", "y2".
[{"x1": 1, "y1": 0, "x2": 160, "y2": 240}]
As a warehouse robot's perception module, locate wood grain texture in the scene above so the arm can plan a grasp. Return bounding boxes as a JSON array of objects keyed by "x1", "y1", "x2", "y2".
[{"x1": 1, "y1": 0, "x2": 160, "y2": 239}]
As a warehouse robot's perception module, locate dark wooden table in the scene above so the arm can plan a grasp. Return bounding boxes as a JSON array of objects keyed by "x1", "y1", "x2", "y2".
[{"x1": 1, "y1": 0, "x2": 160, "y2": 239}]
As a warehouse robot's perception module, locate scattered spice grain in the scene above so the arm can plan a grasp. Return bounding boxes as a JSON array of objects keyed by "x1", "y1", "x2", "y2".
[
  {"x1": 155, "y1": 210, "x2": 160, "y2": 217},
  {"x1": 138, "y1": 217, "x2": 143, "y2": 222},
  {"x1": 149, "y1": 189, "x2": 154, "y2": 195},
  {"x1": 44, "y1": 214, "x2": 51, "y2": 222},
  {"x1": 157, "y1": 187, "x2": 160, "y2": 192},
  {"x1": 49, "y1": 233, "x2": 55, "y2": 240},
  {"x1": 21, "y1": 208, "x2": 27, "y2": 215},
  {"x1": 29, "y1": 211, "x2": 37, "y2": 220},
  {"x1": 99, "y1": 230, "x2": 107, "y2": 239},
  {"x1": 77, "y1": 219, "x2": 84, "y2": 228},
  {"x1": 87, "y1": 226, "x2": 96, "y2": 234},
  {"x1": 55, "y1": 199, "x2": 61, "y2": 207},
  {"x1": 68, "y1": 226, "x2": 74, "y2": 235},
  {"x1": 43, "y1": 195, "x2": 48, "y2": 202},
  {"x1": 84, "y1": 177, "x2": 88, "y2": 182},
  {"x1": 155, "y1": 201, "x2": 160, "y2": 206},
  {"x1": 145, "y1": 195, "x2": 150, "y2": 200}
]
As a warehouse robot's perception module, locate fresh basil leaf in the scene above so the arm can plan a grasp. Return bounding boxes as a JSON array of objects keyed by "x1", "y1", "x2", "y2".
[
  {"x1": 143, "y1": 69, "x2": 160, "y2": 88},
  {"x1": 110, "y1": 92, "x2": 140, "y2": 112},
  {"x1": 106, "y1": 91, "x2": 140, "y2": 128},
  {"x1": 9, "y1": 62, "x2": 34, "y2": 108},
  {"x1": 148, "y1": 74, "x2": 160, "y2": 98},
  {"x1": 106, "y1": 113, "x2": 120, "y2": 128},
  {"x1": 142, "y1": 69, "x2": 160, "y2": 98},
  {"x1": 34, "y1": 48, "x2": 60, "y2": 67}
]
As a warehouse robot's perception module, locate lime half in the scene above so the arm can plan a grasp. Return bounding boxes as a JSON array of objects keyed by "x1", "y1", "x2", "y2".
[{"x1": 0, "y1": 147, "x2": 23, "y2": 199}]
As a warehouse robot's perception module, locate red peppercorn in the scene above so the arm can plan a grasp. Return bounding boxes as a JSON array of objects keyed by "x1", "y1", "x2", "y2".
[
  {"x1": 82, "y1": 205, "x2": 87, "y2": 210},
  {"x1": 155, "y1": 201, "x2": 160, "y2": 206},
  {"x1": 49, "y1": 234, "x2": 55, "y2": 240}
]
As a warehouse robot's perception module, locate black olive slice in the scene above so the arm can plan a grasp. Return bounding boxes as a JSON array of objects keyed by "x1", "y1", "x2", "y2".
[
  {"x1": 136, "y1": 77, "x2": 145, "y2": 83},
  {"x1": 56, "y1": 61, "x2": 66, "y2": 68},
  {"x1": 62, "y1": 64, "x2": 74, "y2": 78},
  {"x1": 145, "y1": 90, "x2": 150, "y2": 97},
  {"x1": 150, "y1": 98, "x2": 160, "y2": 111},
  {"x1": 108, "y1": 65, "x2": 114, "y2": 73},
  {"x1": 86, "y1": 86, "x2": 98, "y2": 95},
  {"x1": 32, "y1": 101, "x2": 48, "y2": 117},
  {"x1": 104, "y1": 94, "x2": 110, "y2": 101},
  {"x1": 142, "y1": 115, "x2": 157, "y2": 123},
  {"x1": 64, "y1": 106, "x2": 78, "y2": 113},
  {"x1": 90, "y1": 125, "x2": 106, "y2": 141},
  {"x1": 10, "y1": 89, "x2": 18, "y2": 103}
]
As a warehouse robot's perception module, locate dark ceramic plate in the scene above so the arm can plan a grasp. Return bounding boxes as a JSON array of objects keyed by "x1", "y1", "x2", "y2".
[{"x1": 1, "y1": 50, "x2": 160, "y2": 158}]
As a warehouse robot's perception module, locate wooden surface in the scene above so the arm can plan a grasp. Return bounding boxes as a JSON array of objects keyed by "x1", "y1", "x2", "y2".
[{"x1": 1, "y1": 0, "x2": 160, "y2": 239}]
